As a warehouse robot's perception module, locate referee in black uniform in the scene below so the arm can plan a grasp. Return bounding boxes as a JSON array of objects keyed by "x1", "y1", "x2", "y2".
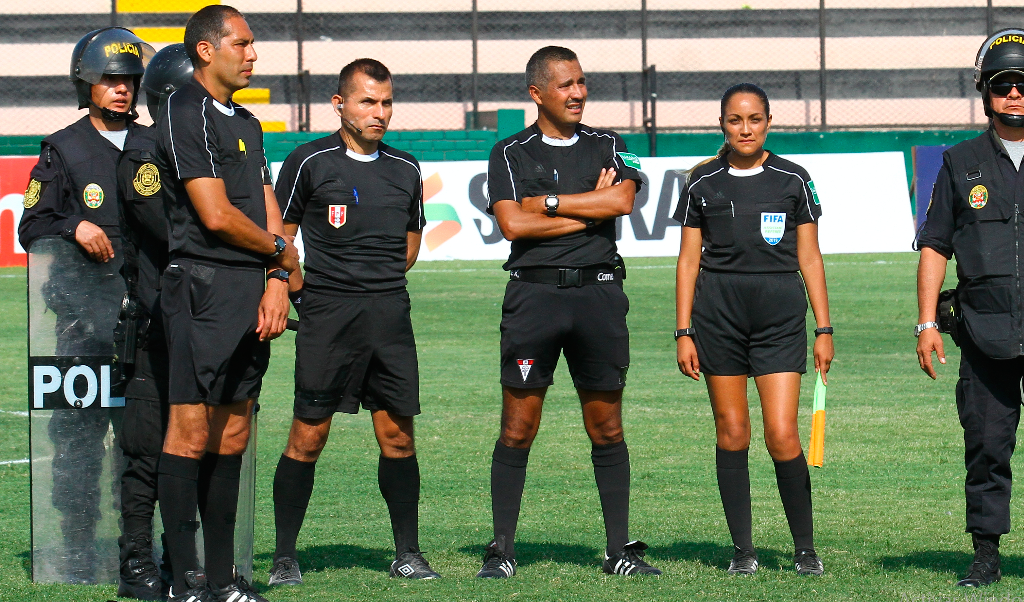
[
  {"x1": 478, "y1": 46, "x2": 660, "y2": 578},
  {"x1": 674, "y1": 83, "x2": 832, "y2": 576},
  {"x1": 153, "y1": 7, "x2": 298, "y2": 602},
  {"x1": 268, "y1": 58, "x2": 439, "y2": 584}
]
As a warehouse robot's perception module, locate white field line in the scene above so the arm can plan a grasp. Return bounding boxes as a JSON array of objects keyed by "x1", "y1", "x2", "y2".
[
  {"x1": 0, "y1": 458, "x2": 29, "y2": 465},
  {"x1": 0, "y1": 409, "x2": 28, "y2": 416}
]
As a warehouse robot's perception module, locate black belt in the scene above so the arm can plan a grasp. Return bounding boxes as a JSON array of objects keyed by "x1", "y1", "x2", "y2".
[{"x1": 509, "y1": 266, "x2": 622, "y2": 287}]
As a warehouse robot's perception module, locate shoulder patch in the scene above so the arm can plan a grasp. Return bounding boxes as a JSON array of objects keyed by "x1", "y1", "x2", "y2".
[
  {"x1": 23, "y1": 179, "x2": 41, "y2": 209},
  {"x1": 617, "y1": 152, "x2": 642, "y2": 170},
  {"x1": 133, "y1": 163, "x2": 161, "y2": 196},
  {"x1": 83, "y1": 183, "x2": 104, "y2": 209},
  {"x1": 808, "y1": 180, "x2": 821, "y2": 205}
]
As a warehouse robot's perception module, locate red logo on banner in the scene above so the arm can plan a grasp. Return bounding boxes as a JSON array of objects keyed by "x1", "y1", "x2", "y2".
[
  {"x1": 0, "y1": 156, "x2": 36, "y2": 267},
  {"x1": 329, "y1": 204, "x2": 347, "y2": 229}
]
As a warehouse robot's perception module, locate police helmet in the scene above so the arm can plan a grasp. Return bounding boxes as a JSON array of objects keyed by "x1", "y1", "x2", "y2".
[
  {"x1": 141, "y1": 44, "x2": 194, "y2": 121},
  {"x1": 69, "y1": 28, "x2": 154, "y2": 118},
  {"x1": 976, "y1": 29, "x2": 1024, "y2": 91}
]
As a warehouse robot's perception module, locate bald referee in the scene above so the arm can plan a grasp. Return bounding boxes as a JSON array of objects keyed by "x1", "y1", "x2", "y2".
[
  {"x1": 477, "y1": 46, "x2": 661, "y2": 578},
  {"x1": 267, "y1": 58, "x2": 439, "y2": 584}
]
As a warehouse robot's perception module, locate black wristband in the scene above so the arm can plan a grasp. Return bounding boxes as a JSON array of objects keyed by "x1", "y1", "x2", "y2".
[
  {"x1": 266, "y1": 268, "x2": 289, "y2": 282},
  {"x1": 674, "y1": 328, "x2": 696, "y2": 339},
  {"x1": 814, "y1": 326, "x2": 834, "y2": 336}
]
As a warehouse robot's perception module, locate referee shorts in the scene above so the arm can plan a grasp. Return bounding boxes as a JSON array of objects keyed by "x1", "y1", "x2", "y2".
[
  {"x1": 499, "y1": 280, "x2": 630, "y2": 391},
  {"x1": 293, "y1": 288, "x2": 420, "y2": 420},
  {"x1": 161, "y1": 259, "x2": 270, "y2": 405},
  {"x1": 692, "y1": 270, "x2": 807, "y2": 377}
]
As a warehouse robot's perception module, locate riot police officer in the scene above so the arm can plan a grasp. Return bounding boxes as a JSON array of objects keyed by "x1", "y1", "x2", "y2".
[
  {"x1": 114, "y1": 43, "x2": 193, "y2": 600},
  {"x1": 916, "y1": 28, "x2": 1024, "y2": 588},
  {"x1": 19, "y1": 26, "x2": 152, "y2": 584}
]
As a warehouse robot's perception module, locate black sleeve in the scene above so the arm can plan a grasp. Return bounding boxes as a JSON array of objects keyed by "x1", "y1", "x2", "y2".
[
  {"x1": 915, "y1": 154, "x2": 955, "y2": 258},
  {"x1": 164, "y1": 93, "x2": 219, "y2": 180},
  {"x1": 18, "y1": 145, "x2": 85, "y2": 250},
  {"x1": 486, "y1": 139, "x2": 522, "y2": 214},
  {"x1": 407, "y1": 157, "x2": 425, "y2": 232},
  {"x1": 118, "y1": 155, "x2": 169, "y2": 247},
  {"x1": 256, "y1": 120, "x2": 272, "y2": 186},
  {"x1": 274, "y1": 149, "x2": 310, "y2": 224},
  {"x1": 606, "y1": 131, "x2": 644, "y2": 193},
  {"x1": 793, "y1": 165, "x2": 823, "y2": 225},
  {"x1": 672, "y1": 174, "x2": 703, "y2": 228}
]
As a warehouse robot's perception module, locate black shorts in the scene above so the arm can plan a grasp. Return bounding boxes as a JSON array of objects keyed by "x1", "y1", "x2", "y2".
[
  {"x1": 692, "y1": 270, "x2": 807, "y2": 377},
  {"x1": 124, "y1": 317, "x2": 169, "y2": 403},
  {"x1": 294, "y1": 289, "x2": 419, "y2": 420},
  {"x1": 161, "y1": 259, "x2": 270, "y2": 405},
  {"x1": 500, "y1": 280, "x2": 629, "y2": 391}
]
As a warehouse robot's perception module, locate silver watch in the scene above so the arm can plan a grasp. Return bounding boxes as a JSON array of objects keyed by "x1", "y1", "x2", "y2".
[
  {"x1": 914, "y1": 321, "x2": 939, "y2": 337},
  {"x1": 544, "y1": 194, "x2": 559, "y2": 217}
]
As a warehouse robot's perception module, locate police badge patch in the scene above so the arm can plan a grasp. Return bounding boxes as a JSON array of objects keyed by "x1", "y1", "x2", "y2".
[
  {"x1": 761, "y1": 212, "x2": 786, "y2": 245},
  {"x1": 23, "y1": 179, "x2": 41, "y2": 209},
  {"x1": 83, "y1": 183, "x2": 104, "y2": 209},
  {"x1": 329, "y1": 204, "x2": 347, "y2": 228},
  {"x1": 969, "y1": 184, "x2": 988, "y2": 209},
  {"x1": 133, "y1": 163, "x2": 161, "y2": 196}
]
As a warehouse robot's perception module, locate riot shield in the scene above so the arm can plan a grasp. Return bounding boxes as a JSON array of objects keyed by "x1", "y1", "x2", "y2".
[{"x1": 28, "y1": 236, "x2": 126, "y2": 584}]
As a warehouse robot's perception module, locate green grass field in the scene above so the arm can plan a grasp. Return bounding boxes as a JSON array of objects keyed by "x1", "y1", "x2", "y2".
[{"x1": 0, "y1": 253, "x2": 1020, "y2": 601}]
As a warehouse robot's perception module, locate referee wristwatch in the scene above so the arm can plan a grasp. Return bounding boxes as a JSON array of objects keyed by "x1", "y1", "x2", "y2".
[
  {"x1": 914, "y1": 321, "x2": 939, "y2": 337},
  {"x1": 674, "y1": 328, "x2": 696, "y2": 339},
  {"x1": 266, "y1": 268, "x2": 289, "y2": 283},
  {"x1": 544, "y1": 194, "x2": 559, "y2": 217},
  {"x1": 268, "y1": 234, "x2": 287, "y2": 258}
]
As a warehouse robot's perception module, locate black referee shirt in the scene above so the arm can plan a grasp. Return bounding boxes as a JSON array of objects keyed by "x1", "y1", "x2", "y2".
[
  {"x1": 486, "y1": 123, "x2": 643, "y2": 270},
  {"x1": 155, "y1": 79, "x2": 272, "y2": 268},
  {"x1": 674, "y1": 153, "x2": 821, "y2": 273},
  {"x1": 276, "y1": 133, "x2": 425, "y2": 294}
]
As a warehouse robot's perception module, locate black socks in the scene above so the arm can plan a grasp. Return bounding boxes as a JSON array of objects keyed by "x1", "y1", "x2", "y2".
[
  {"x1": 774, "y1": 452, "x2": 814, "y2": 551},
  {"x1": 378, "y1": 455, "x2": 421, "y2": 555},
  {"x1": 198, "y1": 453, "x2": 243, "y2": 589},
  {"x1": 592, "y1": 440, "x2": 631, "y2": 554},
  {"x1": 273, "y1": 455, "x2": 317, "y2": 561},
  {"x1": 157, "y1": 453, "x2": 200, "y2": 593},
  {"x1": 716, "y1": 447, "x2": 754, "y2": 552},
  {"x1": 491, "y1": 441, "x2": 530, "y2": 559}
]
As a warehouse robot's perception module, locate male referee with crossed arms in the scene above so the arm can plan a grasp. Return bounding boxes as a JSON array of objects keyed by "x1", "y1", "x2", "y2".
[{"x1": 477, "y1": 46, "x2": 660, "y2": 578}]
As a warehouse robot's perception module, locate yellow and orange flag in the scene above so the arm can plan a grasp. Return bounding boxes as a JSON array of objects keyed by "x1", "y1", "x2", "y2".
[{"x1": 807, "y1": 372, "x2": 827, "y2": 468}]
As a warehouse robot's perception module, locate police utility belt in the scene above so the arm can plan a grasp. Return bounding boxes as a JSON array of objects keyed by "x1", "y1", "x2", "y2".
[{"x1": 510, "y1": 265, "x2": 624, "y2": 288}]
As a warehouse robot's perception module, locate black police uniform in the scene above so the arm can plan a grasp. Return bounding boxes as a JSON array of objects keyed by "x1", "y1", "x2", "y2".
[
  {"x1": 275, "y1": 133, "x2": 426, "y2": 417},
  {"x1": 155, "y1": 79, "x2": 272, "y2": 405},
  {"x1": 19, "y1": 115, "x2": 143, "y2": 576},
  {"x1": 115, "y1": 124, "x2": 171, "y2": 549},
  {"x1": 674, "y1": 153, "x2": 822, "y2": 376},
  {"x1": 486, "y1": 123, "x2": 641, "y2": 390},
  {"x1": 916, "y1": 126, "x2": 1024, "y2": 537}
]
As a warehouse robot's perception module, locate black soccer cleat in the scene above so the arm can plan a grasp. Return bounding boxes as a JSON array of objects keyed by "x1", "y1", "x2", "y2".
[
  {"x1": 267, "y1": 556, "x2": 302, "y2": 586},
  {"x1": 956, "y1": 539, "x2": 1001, "y2": 587},
  {"x1": 168, "y1": 571, "x2": 215, "y2": 602},
  {"x1": 794, "y1": 549, "x2": 824, "y2": 576},
  {"x1": 209, "y1": 574, "x2": 269, "y2": 602},
  {"x1": 117, "y1": 534, "x2": 165, "y2": 600},
  {"x1": 476, "y1": 539, "x2": 517, "y2": 578},
  {"x1": 603, "y1": 541, "x2": 662, "y2": 576},
  {"x1": 727, "y1": 546, "x2": 759, "y2": 575},
  {"x1": 390, "y1": 551, "x2": 441, "y2": 579}
]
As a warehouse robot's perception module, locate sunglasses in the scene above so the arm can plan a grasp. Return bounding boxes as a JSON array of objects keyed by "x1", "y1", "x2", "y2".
[{"x1": 990, "y1": 80, "x2": 1024, "y2": 96}]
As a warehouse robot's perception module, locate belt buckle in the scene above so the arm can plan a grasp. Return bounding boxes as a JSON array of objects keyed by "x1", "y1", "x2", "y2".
[{"x1": 557, "y1": 268, "x2": 582, "y2": 288}]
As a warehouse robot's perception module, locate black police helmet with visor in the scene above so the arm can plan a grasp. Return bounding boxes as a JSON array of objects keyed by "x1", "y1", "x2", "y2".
[
  {"x1": 70, "y1": 27, "x2": 154, "y2": 122},
  {"x1": 975, "y1": 28, "x2": 1024, "y2": 128},
  {"x1": 141, "y1": 43, "x2": 194, "y2": 122}
]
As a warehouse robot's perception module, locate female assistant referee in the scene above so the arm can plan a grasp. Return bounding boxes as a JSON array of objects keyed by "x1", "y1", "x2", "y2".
[{"x1": 673, "y1": 83, "x2": 834, "y2": 576}]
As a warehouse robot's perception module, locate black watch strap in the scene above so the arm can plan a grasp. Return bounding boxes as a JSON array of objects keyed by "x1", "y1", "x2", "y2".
[
  {"x1": 814, "y1": 326, "x2": 834, "y2": 336},
  {"x1": 266, "y1": 268, "x2": 289, "y2": 282},
  {"x1": 674, "y1": 328, "x2": 696, "y2": 339}
]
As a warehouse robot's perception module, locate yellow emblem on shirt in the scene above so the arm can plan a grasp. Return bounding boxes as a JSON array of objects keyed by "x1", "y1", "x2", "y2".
[
  {"x1": 238, "y1": 139, "x2": 246, "y2": 154},
  {"x1": 83, "y1": 183, "x2": 104, "y2": 209},
  {"x1": 133, "y1": 163, "x2": 161, "y2": 196},
  {"x1": 969, "y1": 184, "x2": 988, "y2": 209},
  {"x1": 23, "y1": 178, "x2": 41, "y2": 209}
]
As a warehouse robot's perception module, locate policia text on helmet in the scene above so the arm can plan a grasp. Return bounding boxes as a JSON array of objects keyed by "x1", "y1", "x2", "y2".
[
  {"x1": 70, "y1": 28, "x2": 154, "y2": 123},
  {"x1": 976, "y1": 29, "x2": 1024, "y2": 128}
]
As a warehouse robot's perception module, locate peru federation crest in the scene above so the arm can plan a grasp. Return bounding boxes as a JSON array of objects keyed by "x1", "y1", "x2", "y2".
[
  {"x1": 329, "y1": 204, "x2": 347, "y2": 228},
  {"x1": 761, "y1": 212, "x2": 786, "y2": 245}
]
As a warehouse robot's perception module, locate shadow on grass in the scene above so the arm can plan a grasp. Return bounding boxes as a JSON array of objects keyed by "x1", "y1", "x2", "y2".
[
  {"x1": 457, "y1": 542, "x2": 602, "y2": 568},
  {"x1": 17, "y1": 549, "x2": 29, "y2": 579},
  {"x1": 256, "y1": 544, "x2": 395, "y2": 573},
  {"x1": 649, "y1": 540, "x2": 791, "y2": 571},
  {"x1": 878, "y1": 550, "x2": 1024, "y2": 578}
]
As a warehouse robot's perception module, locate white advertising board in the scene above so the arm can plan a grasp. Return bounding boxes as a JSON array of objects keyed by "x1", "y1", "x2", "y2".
[{"x1": 272, "y1": 151, "x2": 915, "y2": 262}]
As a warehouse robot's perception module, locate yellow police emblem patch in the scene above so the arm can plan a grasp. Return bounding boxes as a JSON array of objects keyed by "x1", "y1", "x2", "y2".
[
  {"x1": 23, "y1": 178, "x2": 41, "y2": 209},
  {"x1": 83, "y1": 183, "x2": 104, "y2": 209},
  {"x1": 133, "y1": 163, "x2": 161, "y2": 196},
  {"x1": 969, "y1": 184, "x2": 988, "y2": 209}
]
